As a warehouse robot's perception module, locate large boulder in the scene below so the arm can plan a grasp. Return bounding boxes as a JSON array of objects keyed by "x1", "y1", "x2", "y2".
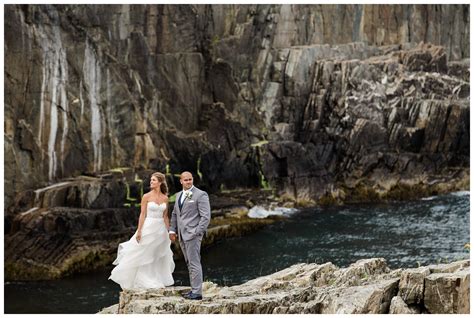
[
  {"x1": 397, "y1": 267, "x2": 431, "y2": 305},
  {"x1": 424, "y1": 268, "x2": 470, "y2": 314},
  {"x1": 320, "y1": 278, "x2": 399, "y2": 314}
]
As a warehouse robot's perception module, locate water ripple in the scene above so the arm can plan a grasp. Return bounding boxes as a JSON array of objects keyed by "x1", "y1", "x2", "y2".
[{"x1": 5, "y1": 192, "x2": 470, "y2": 314}]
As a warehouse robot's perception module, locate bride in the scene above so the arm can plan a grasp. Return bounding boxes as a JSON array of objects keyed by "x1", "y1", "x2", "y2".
[{"x1": 109, "y1": 172, "x2": 175, "y2": 289}]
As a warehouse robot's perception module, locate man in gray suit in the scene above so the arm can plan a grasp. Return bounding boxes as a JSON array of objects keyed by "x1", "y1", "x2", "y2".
[{"x1": 169, "y1": 171, "x2": 211, "y2": 300}]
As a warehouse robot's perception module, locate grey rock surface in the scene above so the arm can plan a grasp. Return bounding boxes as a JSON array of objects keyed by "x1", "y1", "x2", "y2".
[
  {"x1": 4, "y1": 4, "x2": 470, "y2": 210},
  {"x1": 97, "y1": 258, "x2": 470, "y2": 314}
]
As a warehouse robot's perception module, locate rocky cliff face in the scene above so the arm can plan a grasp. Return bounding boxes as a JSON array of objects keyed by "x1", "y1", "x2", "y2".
[
  {"x1": 4, "y1": 4, "x2": 470, "y2": 279},
  {"x1": 98, "y1": 258, "x2": 470, "y2": 314},
  {"x1": 261, "y1": 42, "x2": 469, "y2": 204},
  {"x1": 4, "y1": 4, "x2": 470, "y2": 211}
]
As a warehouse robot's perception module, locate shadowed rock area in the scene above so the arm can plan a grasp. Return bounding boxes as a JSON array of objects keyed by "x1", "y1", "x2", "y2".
[
  {"x1": 261, "y1": 42, "x2": 469, "y2": 204},
  {"x1": 98, "y1": 258, "x2": 470, "y2": 314},
  {"x1": 4, "y1": 169, "x2": 277, "y2": 280}
]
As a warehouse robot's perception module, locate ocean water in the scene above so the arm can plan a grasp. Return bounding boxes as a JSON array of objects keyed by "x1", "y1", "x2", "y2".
[{"x1": 4, "y1": 191, "x2": 470, "y2": 313}]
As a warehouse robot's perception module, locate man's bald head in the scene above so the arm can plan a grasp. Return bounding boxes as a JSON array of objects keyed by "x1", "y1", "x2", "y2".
[
  {"x1": 180, "y1": 171, "x2": 193, "y2": 179},
  {"x1": 180, "y1": 171, "x2": 194, "y2": 190}
]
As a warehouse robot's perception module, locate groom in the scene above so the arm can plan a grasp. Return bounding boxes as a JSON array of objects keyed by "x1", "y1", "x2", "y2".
[{"x1": 169, "y1": 171, "x2": 211, "y2": 300}]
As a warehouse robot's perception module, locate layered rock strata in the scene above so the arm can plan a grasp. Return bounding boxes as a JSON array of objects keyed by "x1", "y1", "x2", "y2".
[
  {"x1": 5, "y1": 4, "x2": 470, "y2": 211},
  {"x1": 4, "y1": 4, "x2": 470, "y2": 280},
  {"x1": 98, "y1": 258, "x2": 470, "y2": 314},
  {"x1": 4, "y1": 170, "x2": 277, "y2": 280},
  {"x1": 261, "y1": 42, "x2": 469, "y2": 204}
]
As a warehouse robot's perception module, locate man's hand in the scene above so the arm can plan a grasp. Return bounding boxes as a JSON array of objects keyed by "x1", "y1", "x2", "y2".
[{"x1": 169, "y1": 233, "x2": 177, "y2": 242}]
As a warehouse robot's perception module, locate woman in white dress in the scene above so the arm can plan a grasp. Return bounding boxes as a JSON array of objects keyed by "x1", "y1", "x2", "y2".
[{"x1": 109, "y1": 172, "x2": 175, "y2": 289}]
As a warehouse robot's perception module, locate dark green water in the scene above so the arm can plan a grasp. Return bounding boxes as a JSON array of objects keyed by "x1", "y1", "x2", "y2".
[{"x1": 4, "y1": 192, "x2": 470, "y2": 313}]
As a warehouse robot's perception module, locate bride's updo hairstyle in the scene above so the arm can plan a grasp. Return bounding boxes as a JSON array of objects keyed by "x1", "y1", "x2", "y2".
[{"x1": 152, "y1": 172, "x2": 168, "y2": 195}]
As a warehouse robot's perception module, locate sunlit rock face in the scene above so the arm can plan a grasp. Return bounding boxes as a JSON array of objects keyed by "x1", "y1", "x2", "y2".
[
  {"x1": 97, "y1": 258, "x2": 470, "y2": 314},
  {"x1": 4, "y1": 4, "x2": 470, "y2": 210}
]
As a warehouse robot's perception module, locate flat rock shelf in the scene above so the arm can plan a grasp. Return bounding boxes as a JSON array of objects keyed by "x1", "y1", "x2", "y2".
[{"x1": 99, "y1": 258, "x2": 470, "y2": 314}]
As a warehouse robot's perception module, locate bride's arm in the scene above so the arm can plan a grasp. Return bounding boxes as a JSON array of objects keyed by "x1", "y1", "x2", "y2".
[
  {"x1": 163, "y1": 197, "x2": 170, "y2": 230},
  {"x1": 136, "y1": 194, "x2": 148, "y2": 242}
]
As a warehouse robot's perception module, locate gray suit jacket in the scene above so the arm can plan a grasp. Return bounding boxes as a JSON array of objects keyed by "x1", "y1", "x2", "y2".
[{"x1": 170, "y1": 186, "x2": 211, "y2": 241}]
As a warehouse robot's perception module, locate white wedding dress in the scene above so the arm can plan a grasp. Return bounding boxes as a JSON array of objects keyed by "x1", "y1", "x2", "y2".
[{"x1": 109, "y1": 202, "x2": 175, "y2": 289}]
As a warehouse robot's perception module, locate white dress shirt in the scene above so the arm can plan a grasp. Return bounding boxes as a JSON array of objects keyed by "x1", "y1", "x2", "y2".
[
  {"x1": 180, "y1": 186, "x2": 194, "y2": 205},
  {"x1": 170, "y1": 186, "x2": 194, "y2": 235}
]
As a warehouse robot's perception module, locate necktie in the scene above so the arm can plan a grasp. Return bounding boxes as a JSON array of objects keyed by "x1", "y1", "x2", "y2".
[
  {"x1": 179, "y1": 191, "x2": 186, "y2": 209},
  {"x1": 181, "y1": 191, "x2": 187, "y2": 204}
]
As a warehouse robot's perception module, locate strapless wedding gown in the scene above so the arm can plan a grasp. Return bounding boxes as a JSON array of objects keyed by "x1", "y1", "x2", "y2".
[{"x1": 109, "y1": 202, "x2": 175, "y2": 289}]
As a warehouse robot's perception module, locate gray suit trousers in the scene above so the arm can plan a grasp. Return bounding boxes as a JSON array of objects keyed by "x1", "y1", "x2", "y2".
[{"x1": 179, "y1": 235, "x2": 204, "y2": 295}]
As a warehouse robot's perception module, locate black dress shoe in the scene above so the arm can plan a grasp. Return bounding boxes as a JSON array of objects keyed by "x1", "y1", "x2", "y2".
[
  {"x1": 183, "y1": 292, "x2": 202, "y2": 300},
  {"x1": 181, "y1": 290, "x2": 192, "y2": 297}
]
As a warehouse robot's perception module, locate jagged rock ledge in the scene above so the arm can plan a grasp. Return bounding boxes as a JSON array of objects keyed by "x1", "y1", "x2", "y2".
[
  {"x1": 4, "y1": 172, "x2": 280, "y2": 280},
  {"x1": 98, "y1": 258, "x2": 470, "y2": 314}
]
